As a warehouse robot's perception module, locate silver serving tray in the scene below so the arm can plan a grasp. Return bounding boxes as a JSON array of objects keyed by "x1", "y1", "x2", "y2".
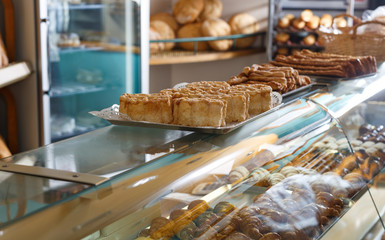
[{"x1": 106, "y1": 105, "x2": 282, "y2": 134}]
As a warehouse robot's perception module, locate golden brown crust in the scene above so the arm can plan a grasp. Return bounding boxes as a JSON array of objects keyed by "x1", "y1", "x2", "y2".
[
  {"x1": 173, "y1": 0, "x2": 204, "y2": 24},
  {"x1": 177, "y1": 23, "x2": 210, "y2": 51},
  {"x1": 150, "y1": 12, "x2": 179, "y2": 33},
  {"x1": 202, "y1": 17, "x2": 232, "y2": 51},
  {"x1": 150, "y1": 20, "x2": 175, "y2": 50},
  {"x1": 199, "y1": 0, "x2": 223, "y2": 21}
]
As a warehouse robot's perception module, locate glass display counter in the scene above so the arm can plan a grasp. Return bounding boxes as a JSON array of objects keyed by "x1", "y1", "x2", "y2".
[{"x1": 0, "y1": 64, "x2": 384, "y2": 239}]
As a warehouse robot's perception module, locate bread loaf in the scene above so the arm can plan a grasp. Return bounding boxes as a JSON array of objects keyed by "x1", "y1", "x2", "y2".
[
  {"x1": 177, "y1": 23, "x2": 210, "y2": 51},
  {"x1": 150, "y1": 20, "x2": 175, "y2": 50},
  {"x1": 173, "y1": 0, "x2": 204, "y2": 24},
  {"x1": 199, "y1": 0, "x2": 223, "y2": 21},
  {"x1": 150, "y1": 12, "x2": 179, "y2": 33},
  {"x1": 202, "y1": 17, "x2": 232, "y2": 51},
  {"x1": 228, "y1": 13, "x2": 260, "y2": 48}
]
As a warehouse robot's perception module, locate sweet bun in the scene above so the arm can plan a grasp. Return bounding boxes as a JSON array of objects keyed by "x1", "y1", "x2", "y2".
[
  {"x1": 150, "y1": 20, "x2": 175, "y2": 50},
  {"x1": 303, "y1": 34, "x2": 316, "y2": 46},
  {"x1": 150, "y1": 12, "x2": 179, "y2": 33},
  {"x1": 292, "y1": 18, "x2": 306, "y2": 29},
  {"x1": 228, "y1": 13, "x2": 260, "y2": 48},
  {"x1": 173, "y1": 0, "x2": 204, "y2": 24},
  {"x1": 149, "y1": 26, "x2": 165, "y2": 53},
  {"x1": 201, "y1": 17, "x2": 232, "y2": 51},
  {"x1": 306, "y1": 15, "x2": 320, "y2": 29},
  {"x1": 334, "y1": 16, "x2": 347, "y2": 28},
  {"x1": 320, "y1": 14, "x2": 333, "y2": 28},
  {"x1": 278, "y1": 17, "x2": 291, "y2": 29},
  {"x1": 285, "y1": 13, "x2": 295, "y2": 22},
  {"x1": 177, "y1": 23, "x2": 210, "y2": 51},
  {"x1": 275, "y1": 32, "x2": 290, "y2": 43},
  {"x1": 199, "y1": 0, "x2": 223, "y2": 21},
  {"x1": 300, "y1": 9, "x2": 313, "y2": 22}
]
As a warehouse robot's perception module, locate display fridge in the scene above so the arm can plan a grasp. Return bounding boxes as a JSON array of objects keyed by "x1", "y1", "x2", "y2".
[{"x1": 36, "y1": 0, "x2": 149, "y2": 145}]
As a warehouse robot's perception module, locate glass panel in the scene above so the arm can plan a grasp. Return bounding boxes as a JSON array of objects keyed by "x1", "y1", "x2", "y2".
[
  {"x1": 5, "y1": 127, "x2": 200, "y2": 178},
  {"x1": 46, "y1": 0, "x2": 141, "y2": 142},
  {"x1": 0, "y1": 171, "x2": 90, "y2": 228},
  {"x1": 338, "y1": 89, "x2": 385, "y2": 239}
]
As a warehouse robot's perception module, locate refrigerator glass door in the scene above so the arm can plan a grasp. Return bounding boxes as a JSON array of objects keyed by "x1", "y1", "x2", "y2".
[{"x1": 43, "y1": 0, "x2": 142, "y2": 143}]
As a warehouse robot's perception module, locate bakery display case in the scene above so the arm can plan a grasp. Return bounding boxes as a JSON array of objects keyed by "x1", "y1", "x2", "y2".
[{"x1": 0, "y1": 63, "x2": 384, "y2": 239}]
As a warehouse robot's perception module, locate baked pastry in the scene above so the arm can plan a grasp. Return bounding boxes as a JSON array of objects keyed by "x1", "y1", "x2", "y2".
[
  {"x1": 149, "y1": 26, "x2": 165, "y2": 53},
  {"x1": 229, "y1": 166, "x2": 250, "y2": 183},
  {"x1": 177, "y1": 23, "x2": 210, "y2": 51},
  {"x1": 320, "y1": 14, "x2": 333, "y2": 28},
  {"x1": 230, "y1": 84, "x2": 272, "y2": 115},
  {"x1": 334, "y1": 16, "x2": 347, "y2": 28},
  {"x1": 199, "y1": 0, "x2": 223, "y2": 21},
  {"x1": 303, "y1": 34, "x2": 316, "y2": 46},
  {"x1": 173, "y1": 97, "x2": 227, "y2": 127},
  {"x1": 150, "y1": 20, "x2": 175, "y2": 50},
  {"x1": 300, "y1": 9, "x2": 313, "y2": 22},
  {"x1": 119, "y1": 93, "x2": 173, "y2": 124},
  {"x1": 275, "y1": 32, "x2": 290, "y2": 43},
  {"x1": 292, "y1": 18, "x2": 306, "y2": 30},
  {"x1": 278, "y1": 17, "x2": 291, "y2": 29},
  {"x1": 173, "y1": 0, "x2": 204, "y2": 24},
  {"x1": 150, "y1": 12, "x2": 179, "y2": 33},
  {"x1": 228, "y1": 13, "x2": 260, "y2": 48},
  {"x1": 306, "y1": 15, "x2": 320, "y2": 29},
  {"x1": 202, "y1": 17, "x2": 232, "y2": 51}
]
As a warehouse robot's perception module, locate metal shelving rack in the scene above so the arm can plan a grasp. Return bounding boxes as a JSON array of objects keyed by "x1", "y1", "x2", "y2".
[{"x1": 267, "y1": 0, "x2": 356, "y2": 61}]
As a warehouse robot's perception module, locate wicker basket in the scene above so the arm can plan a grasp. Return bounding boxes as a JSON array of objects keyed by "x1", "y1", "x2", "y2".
[{"x1": 318, "y1": 20, "x2": 385, "y2": 62}]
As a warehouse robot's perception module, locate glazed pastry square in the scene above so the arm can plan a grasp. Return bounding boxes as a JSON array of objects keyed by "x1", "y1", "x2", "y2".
[
  {"x1": 173, "y1": 97, "x2": 226, "y2": 127},
  {"x1": 119, "y1": 93, "x2": 173, "y2": 124},
  {"x1": 230, "y1": 84, "x2": 272, "y2": 115}
]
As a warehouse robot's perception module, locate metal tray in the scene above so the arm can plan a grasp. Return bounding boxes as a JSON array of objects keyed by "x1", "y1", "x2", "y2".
[
  {"x1": 308, "y1": 72, "x2": 377, "y2": 82},
  {"x1": 105, "y1": 105, "x2": 282, "y2": 134}
]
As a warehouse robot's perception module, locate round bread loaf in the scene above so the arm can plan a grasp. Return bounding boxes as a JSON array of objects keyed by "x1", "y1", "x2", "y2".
[
  {"x1": 228, "y1": 12, "x2": 260, "y2": 48},
  {"x1": 320, "y1": 14, "x2": 333, "y2": 28},
  {"x1": 300, "y1": 9, "x2": 313, "y2": 22},
  {"x1": 150, "y1": 20, "x2": 175, "y2": 50},
  {"x1": 292, "y1": 18, "x2": 306, "y2": 29},
  {"x1": 201, "y1": 17, "x2": 232, "y2": 51},
  {"x1": 334, "y1": 16, "x2": 347, "y2": 28},
  {"x1": 303, "y1": 34, "x2": 316, "y2": 46},
  {"x1": 173, "y1": 0, "x2": 204, "y2": 24},
  {"x1": 149, "y1": 26, "x2": 165, "y2": 53},
  {"x1": 150, "y1": 12, "x2": 179, "y2": 33},
  {"x1": 199, "y1": 0, "x2": 223, "y2": 20},
  {"x1": 177, "y1": 23, "x2": 210, "y2": 51},
  {"x1": 306, "y1": 15, "x2": 320, "y2": 29},
  {"x1": 275, "y1": 32, "x2": 290, "y2": 43},
  {"x1": 278, "y1": 17, "x2": 291, "y2": 28}
]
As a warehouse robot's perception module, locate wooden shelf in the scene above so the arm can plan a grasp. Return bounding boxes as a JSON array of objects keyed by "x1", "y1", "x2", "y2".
[
  {"x1": 0, "y1": 61, "x2": 32, "y2": 88},
  {"x1": 150, "y1": 48, "x2": 266, "y2": 65}
]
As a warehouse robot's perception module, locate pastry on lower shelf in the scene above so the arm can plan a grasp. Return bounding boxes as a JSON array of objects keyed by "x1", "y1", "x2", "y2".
[
  {"x1": 228, "y1": 166, "x2": 250, "y2": 183},
  {"x1": 303, "y1": 34, "x2": 316, "y2": 46}
]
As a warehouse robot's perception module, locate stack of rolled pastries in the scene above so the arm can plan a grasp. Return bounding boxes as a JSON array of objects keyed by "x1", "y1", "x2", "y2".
[
  {"x1": 271, "y1": 49, "x2": 377, "y2": 78},
  {"x1": 227, "y1": 63, "x2": 311, "y2": 93}
]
